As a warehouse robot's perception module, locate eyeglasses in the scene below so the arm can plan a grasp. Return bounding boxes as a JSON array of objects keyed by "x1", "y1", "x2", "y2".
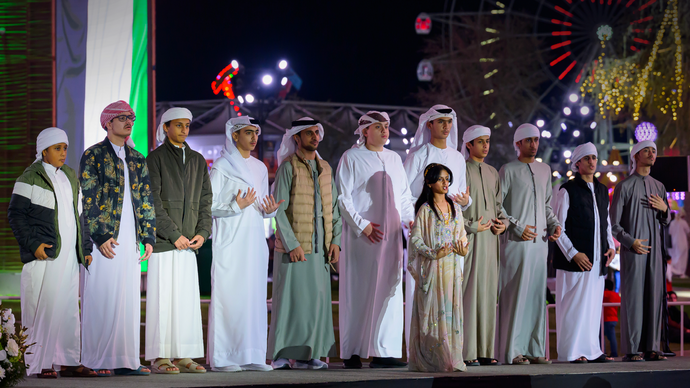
[{"x1": 112, "y1": 115, "x2": 136, "y2": 123}]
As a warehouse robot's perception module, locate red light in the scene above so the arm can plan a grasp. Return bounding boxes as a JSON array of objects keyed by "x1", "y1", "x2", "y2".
[
  {"x1": 558, "y1": 61, "x2": 577, "y2": 80},
  {"x1": 551, "y1": 40, "x2": 572, "y2": 50},
  {"x1": 633, "y1": 38, "x2": 650, "y2": 44},
  {"x1": 550, "y1": 51, "x2": 572, "y2": 67},
  {"x1": 555, "y1": 6, "x2": 574, "y2": 18},
  {"x1": 551, "y1": 19, "x2": 573, "y2": 27},
  {"x1": 552, "y1": 31, "x2": 572, "y2": 36},
  {"x1": 234, "y1": 106, "x2": 240, "y2": 112},
  {"x1": 237, "y1": 113, "x2": 242, "y2": 116},
  {"x1": 631, "y1": 45, "x2": 639, "y2": 51},
  {"x1": 575, "y1": 67, "x2": 584, "y2": 84},
  {"x1": 639, "y1": 0, "x2": 657, "y2": 11},
  {"x1": 415, "y1": 16, "x2": 431, "y2": 34},
  {"x1": 230, "y1": 101, "x2": 234, "y2": 105},
  {"x1": 631, "y1": 16, "x2": 653, "y2": 24},
  {"x1": 626, "y1": 0, "x2": 635, "y2": 7}
]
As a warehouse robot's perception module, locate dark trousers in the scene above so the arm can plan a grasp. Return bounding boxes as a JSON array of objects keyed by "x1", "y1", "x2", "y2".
[{"x1": 604, "y1": 321, "x2": 618, "y2": 357}]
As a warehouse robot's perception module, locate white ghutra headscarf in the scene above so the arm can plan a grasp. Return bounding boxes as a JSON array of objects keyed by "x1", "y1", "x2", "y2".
[
  {"x1": 629, "y1": 140, "x2": 657, "y2": 173},
  {"x1": 216, "y1": 116, "x2": 262, "y2": 186},
  {"x1": 276, "y1": 117, "x2": 325, "y2": 166},
  {"x1": 513, "y1": 123, "x2": 540, "y2": 156},
  {"x1": 156, "y1": 107, "x2": 193, "y2": 143},
  {"x1": 410, "y1": 104, "x2": 458, "y2": 151},
  {"x1": 570, "y1": 142, "x2": 597, "y2": 172},
  {"x1": 354, "y1": 111, "x2": 390, "y2": 146},
  {"x1": 460, "y1": 125, "x2": 491, "y2": 160},
  {"x1": 36, "y1": 127, "x2": 69, "y2": 163}
]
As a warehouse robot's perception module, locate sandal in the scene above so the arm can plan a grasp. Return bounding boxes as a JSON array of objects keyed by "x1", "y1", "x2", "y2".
[
  {"x1": 622, "y1": 354, "x2": 645, "y2": 362},
  {"x1": 570, "y1": 356, "x2": 588, "y2": 364},
  {"x1": 588, "y1": 354, "x2": 614, "y2": 363},
  {"x1": 59, "y1": 365, "x2": 98, "y2": 377},
  {"x1": 174, "y1": 358, "x2": 206, "y2": 373},
  {"x1": 151, "y1": 359, "x2": 180, "y2": 374},
  {"x1": 464, "y1": 359, "x2": 480, "y2": 366},
  {"x1": 95, "y1": 369, "x2": 112, "y2": 377},
  {"x1": 644, "y1": 351, "x2": 667, "y2": 361},
  {"x1": 114, "y1": 366, "x2": 151, "y2": 376},
  {"x1": 38, "y1": 369, "x2": 57, "y2": 379},
  {"x1": 478, "y1": 357, "x2": 501, "y2": 366},
  {"x1": 525, "y1": 356, "x2": 552, "y2": 364},
  {"x1": 512, "y1": 355, "x2": 530, "y2": 365}
]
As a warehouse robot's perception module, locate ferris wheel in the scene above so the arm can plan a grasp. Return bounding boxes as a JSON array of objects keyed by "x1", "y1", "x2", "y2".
[
  {"x1": 416, "y1": 0, "x2": 670, "y2": 171},
  {"x1": 417, "y1": 0, "x2": 662, "y2": 118}
]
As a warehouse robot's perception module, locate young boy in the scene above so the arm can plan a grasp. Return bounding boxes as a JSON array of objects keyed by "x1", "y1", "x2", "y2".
[{"x1": 8, "y1": 127, "x2": 97, "y2": 378}]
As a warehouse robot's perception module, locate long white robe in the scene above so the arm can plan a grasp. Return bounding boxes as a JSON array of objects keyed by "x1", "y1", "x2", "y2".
[
  {"x1": 81, "y1": 144, "x2": 142, "y2": 370},
  {"x1": 497, "y1": 160, "x2": 560, "y2": 364},
  {"x1": 21, "y1": 163, "x2": 81, "y2": 375},
  {"x1": 145, "y1": 249, "x2": 204, "y2": 360},
  {"x1": 336, "y1": 145, "x2": 415, "y2": 359},
  {"x1": 403, "y1": 142, "x2": 471, "y2": 356},
  {"x1": 669, "y1": 218, "x2": 690, "y2": 276},
  {"x1": 207, "y1": 155, "x2": 275, "y2": 368},
  {"x1": 145, "y1": 145, "x2": 205, "y2": 361},
  {"x1": 554, "y1": 185, "x2": 614, "y2": 361}
]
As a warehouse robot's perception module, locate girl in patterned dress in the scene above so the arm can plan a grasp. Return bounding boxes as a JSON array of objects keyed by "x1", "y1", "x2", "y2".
[{"x1": 407, "y1": 163, "x2": 468, "y2": 372}]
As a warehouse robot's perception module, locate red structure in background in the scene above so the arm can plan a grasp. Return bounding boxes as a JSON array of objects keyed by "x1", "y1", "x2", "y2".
[{"x1": 211, "y1": 63, "x2": 242, "y2": 115}]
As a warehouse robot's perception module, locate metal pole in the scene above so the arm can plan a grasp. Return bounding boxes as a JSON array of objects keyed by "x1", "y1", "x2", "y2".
[{"x1": 681, "y1": 304, "x2": 685, "y2": 357}]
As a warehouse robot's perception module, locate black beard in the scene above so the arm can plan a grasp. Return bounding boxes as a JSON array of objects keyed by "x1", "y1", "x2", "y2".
[{"x1": 301, "y1": 144, "x2": 318, "y2": 152}]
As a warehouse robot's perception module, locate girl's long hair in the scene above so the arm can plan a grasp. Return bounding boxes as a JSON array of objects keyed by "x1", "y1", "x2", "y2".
[{"x1": 414, "y1": 163, "x2": 456, "y2": 221}]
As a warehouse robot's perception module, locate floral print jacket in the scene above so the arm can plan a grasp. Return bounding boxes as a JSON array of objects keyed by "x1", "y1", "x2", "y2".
[{"x1": 79, "y1": 137, "x2": 156, "y2": 247}]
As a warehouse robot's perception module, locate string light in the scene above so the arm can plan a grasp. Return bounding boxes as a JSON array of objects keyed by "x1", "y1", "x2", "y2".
[{"x1": 579, "y1": 0, "x2": 683, "y2": 121}]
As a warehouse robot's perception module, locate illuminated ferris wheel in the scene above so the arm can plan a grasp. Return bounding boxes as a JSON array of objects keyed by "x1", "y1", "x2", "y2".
[
  {"x1": 417, "y1": 0, "x2": 663, "y2": 116},
  {"x1": 416, "y1": 0, "x2": 675, "y2": 172}
]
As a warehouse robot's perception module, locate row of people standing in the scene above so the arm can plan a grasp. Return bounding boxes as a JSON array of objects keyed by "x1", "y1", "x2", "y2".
[{"x1": 8, "y1": 99, "x2": 670, "y2": 378}]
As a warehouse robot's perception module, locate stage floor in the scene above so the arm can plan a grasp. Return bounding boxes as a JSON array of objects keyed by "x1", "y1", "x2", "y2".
[{"x1": 15, "y1": 356, "x2": 690, "y2": 388}]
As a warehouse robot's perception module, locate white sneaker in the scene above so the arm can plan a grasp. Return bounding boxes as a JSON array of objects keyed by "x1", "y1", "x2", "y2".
[
  {"x1": 211, "y1": 364, "x2": 242, "y2": 372},
  {"x1": 292, "y1": 359, "x2": 328, "y2": 370},
  {"x1": 241, "y1": 363, "x2": 273, "y2": 371},
  {"x1": 271, "y1": 358, "x2": 291, "y2": 370}
]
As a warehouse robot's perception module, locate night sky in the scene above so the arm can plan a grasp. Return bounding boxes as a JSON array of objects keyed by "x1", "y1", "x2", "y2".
[{"x1": 155, "y1": 0, "x2": 445, "y2": 106}]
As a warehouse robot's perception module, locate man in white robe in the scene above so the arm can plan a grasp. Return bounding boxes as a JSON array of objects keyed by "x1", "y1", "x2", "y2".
[
  {"x1": 403, "y1": 104, "x2": 471, "y2": 355},
  {"x1": 8, "y1": 128, "x2": 97, "y2": 378},
  {"x1": 145, "y1": 108, "x2": 211, "y2": 373},
  {"x1": 497, "y1": 124, "x2": 561, "y2": 365},
  {"x1": 208, "y1": 116, "x2": 283, "y2": 372},
  {"x1": 669, "y1": 210, "x2": 689, "y2": 278},
  {"x1": 553, "y1": 142, "x2": 615, "y2": 363},
  {"x1": 79, "y1": 101, "x2": 155, "y2": 376},
  {"x1": 337, "y1": 111, "x2": 415, "y2": 368}
]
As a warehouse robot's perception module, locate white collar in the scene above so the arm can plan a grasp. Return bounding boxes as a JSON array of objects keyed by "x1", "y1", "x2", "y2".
[{"x1": 42, "y1": 161, "x2": 60, "y2": 177}]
